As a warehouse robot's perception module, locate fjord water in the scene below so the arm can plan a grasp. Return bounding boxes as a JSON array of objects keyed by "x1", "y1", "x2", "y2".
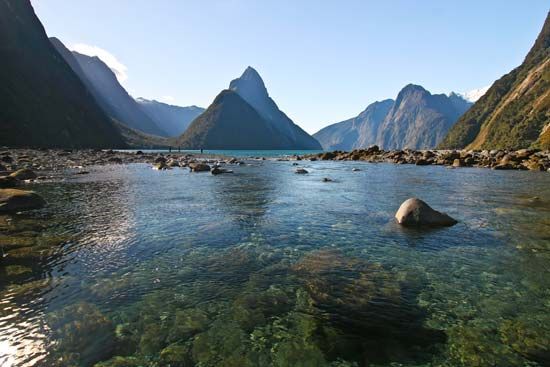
[{"x1": 1, "y1": 161, "x2": 549, "y2": 366}]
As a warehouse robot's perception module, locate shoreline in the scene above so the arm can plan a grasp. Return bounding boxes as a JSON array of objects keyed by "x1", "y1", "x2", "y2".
[
  {"x1": 305, "y1": 146, "x2": 550, "y2": 172},
  {"x1": 1, "y1": 147, "x2": 549, "y2": 181}
]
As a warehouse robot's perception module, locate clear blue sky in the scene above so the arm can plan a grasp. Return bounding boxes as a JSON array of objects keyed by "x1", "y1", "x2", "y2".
[{"x1": 33, "y1": 0, "x2": 549, "y2": 134}]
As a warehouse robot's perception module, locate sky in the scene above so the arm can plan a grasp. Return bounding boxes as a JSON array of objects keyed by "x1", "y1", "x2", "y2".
[{"x1": 32, "y1": 0, "x2": 549, "y2": 134}]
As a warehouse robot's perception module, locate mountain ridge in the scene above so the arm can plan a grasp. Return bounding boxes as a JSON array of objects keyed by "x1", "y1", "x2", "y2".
[
  {"x1": 439, "y1": 12, "x2": 550, "y2": 150},
  {"x1": 314, "y1": 85, "x2": 471, "y2": 150},
  {"x1": 0, "y1": 0, "x2": 126, "y2": 148}
]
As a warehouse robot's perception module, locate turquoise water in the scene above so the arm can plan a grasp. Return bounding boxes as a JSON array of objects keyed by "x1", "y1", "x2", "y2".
[
  {"x1": 118, "y1": 149, "x2": 323, "y2": 158},
  {"x1": 0, "y1": 161, "x2": 549, "y2": 366}
]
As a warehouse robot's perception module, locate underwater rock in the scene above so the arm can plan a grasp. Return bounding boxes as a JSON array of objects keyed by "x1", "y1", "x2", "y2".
[
  {"x1": 0, "y1": 175, "x2": 18, "y2": 188},
  {"x1": 9, "y1": 168, "x2": 37, "y2": 181},
  {"x1": 211, "y1": 166, "x2": 233, "y2": 175},
  {"x1": 48, "y1": 302, "x2": 116, "y2": 366},
  {"x1": 395, "y1": 198, "x2": 457, "y2": 227},
  {"x1": 0, "y1": 188, "x2": 46, "y2": 213}
]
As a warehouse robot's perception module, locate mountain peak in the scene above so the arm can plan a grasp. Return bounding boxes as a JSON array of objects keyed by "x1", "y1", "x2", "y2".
[
  {"x1": 400, "y1": 84, "x2": 428, "y2": 95},
  {"x1": 229, "y1": 66, "x2": 268, "y2": 97}
]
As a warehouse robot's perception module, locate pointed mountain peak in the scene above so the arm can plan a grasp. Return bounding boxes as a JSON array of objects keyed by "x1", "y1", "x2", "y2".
[
  {"x1": 229, "y1": 66, "x2": 268, "y2": 97},
  {"x1": 242, "y1": 66, "x2": 262, "y2": 80},
  {"x1": 400, "y1": 84, "x2": 428, "y2": 95}
]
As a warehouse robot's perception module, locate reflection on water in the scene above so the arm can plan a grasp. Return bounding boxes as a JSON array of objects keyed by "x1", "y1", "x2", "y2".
[{"x1": 0, "y1": 162, "x2": 549, "y2": 366}]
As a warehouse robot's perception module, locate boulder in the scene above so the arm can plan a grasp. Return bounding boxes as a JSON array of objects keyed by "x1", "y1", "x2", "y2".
[
  {"x1": 395, "y1": 198, "x2": 457, "y2": 227},
  {"x1": 0, "y1": 189, "x2": 46, "y2": 213},
  {"x1": 9, "y1": 168, "x2": 37, "y2": 181},
  {"x1": 211, "y1": 166, "x2": 233, "y2": 175},
  {"x1": 452, "y1": 159, "x2": 464, "y2": 168},
  {"x1": 189, "y1": 163, "x2": 211, "y2": 172},
  {"x1": 295, "y1": 168, "x2": 308, "y2": 174}
]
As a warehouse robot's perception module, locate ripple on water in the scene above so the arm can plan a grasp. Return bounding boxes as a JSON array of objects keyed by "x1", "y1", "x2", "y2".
[{"x1": 0, "y1": 162, "x2": 549, "y2": 366}]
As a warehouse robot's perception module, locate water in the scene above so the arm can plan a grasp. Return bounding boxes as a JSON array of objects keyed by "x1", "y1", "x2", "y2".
[
  {"x1": 117, "y1": 149, "x2": 323, "y2": 158},
  {"x1": 1, "y1": 160, "x2": 549, "y2": 367}
]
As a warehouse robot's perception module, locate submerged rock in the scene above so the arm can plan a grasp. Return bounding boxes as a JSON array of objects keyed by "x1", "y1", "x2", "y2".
[
  {"x1": 9, "y1": 168, "x2": 37, "y2": 181},
  {"x1": 295, "y1": 168, "x2": 308, "y2": 174},
  {"x1": 0, "y1": 176, "x2": 18, "y2": 188},
  {"x1": 395, "y1": 198, "x2": 457, "y2": 227},
  {"x1": 0, "y1": 189, "x2": 46, "y2": 213},
  {"x1": 211, "y1": 166, "x2": 233, "y2": 175}
]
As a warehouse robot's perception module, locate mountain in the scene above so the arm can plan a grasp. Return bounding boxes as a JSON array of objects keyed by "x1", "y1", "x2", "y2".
[
  {"x1": 314, "y1": 86, "x2": 471, "y2": 151},
  {"x1": 136, "y1": 98, "x2": 204, "y2": 136},
  {"x1": 313, "y1": 100, "x2": 394, "y2": 151},
  {"x1": 0, "y1": 0, "x2": 125, "y2": 148},
  {"x1": 439, "y1": 12, "x2": 550, "y2": 150},
  {"x1": 458, "y1": 86, "x2": 490, "y2": 103},
  {"x1": 175, "y1": 90, "x2": 287, "y2": 149},
  {"x1": 176, "y1": 67, "x2": 321, "y2": 150},
  {"x1": 376, "y1": 86, "x2": 471, "y2": 150},
  {"x1": 50, "y1": 38, "x2": 168, "y2": 137},
  {"x1": 229, "y1": 67, "x2": 321, "y2": 149}
]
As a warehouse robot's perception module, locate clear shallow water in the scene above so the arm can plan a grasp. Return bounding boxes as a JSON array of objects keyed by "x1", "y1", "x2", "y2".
[{"x1": 0, "y1": 161, "x2": 549, "y2": 367}]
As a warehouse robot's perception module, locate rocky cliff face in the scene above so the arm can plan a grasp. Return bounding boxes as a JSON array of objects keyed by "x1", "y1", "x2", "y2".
[
  {"x1": 376, "y1": 85, "x2": 471, "y2": 150},
  {"x1": 314, "y1": 86, "x2": 470, "y2": 151},
  {"x1": 439, "y1": 12, "x2": 550, "y2": 150},
  {"x1": 313, "y1": 100, "x2": 393, "y2": 151},
  {"x1": 0, "y1": 0, "x2": 125, "y2": 148}
]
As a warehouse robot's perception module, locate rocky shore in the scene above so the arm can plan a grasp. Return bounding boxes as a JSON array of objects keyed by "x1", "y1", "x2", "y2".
[{"x1": 307, "y1": 146, "x2": 550, "y2": 171}]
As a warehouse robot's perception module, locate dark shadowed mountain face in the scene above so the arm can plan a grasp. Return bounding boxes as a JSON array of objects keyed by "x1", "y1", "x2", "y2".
[
  {"x1": 376, "y1": 85, "x2": 472, "y2": 150},
  {"x1": 314, "y1": 100, "x2": 394, "y2": 151},
  {"x1": 439, "y1": 12, "x2": 550, "y2": 150},
  {"x1": 229, "y1": 67, "x2": 322, "y2": 149},
  {"x1": 176, "y1": 90, "x2": 291, "y2": 149},
  {"x1": 136, "y1": 98, "x2": 205, "y2": 137},
  {"x1": 69, "y1": 51, "x2": 168, "y2": 137},
  {"x1": 0, "y1": 0, "x2": 125, "y2": 148}
]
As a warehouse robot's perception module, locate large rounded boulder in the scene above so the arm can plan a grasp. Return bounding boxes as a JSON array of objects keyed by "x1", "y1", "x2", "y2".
[
  {"x1": 0, "y1": 189, "x2": 46, "y2": 213},
  {"x1": 395, "y1": 198, "x2": 457, "y2": 227}
]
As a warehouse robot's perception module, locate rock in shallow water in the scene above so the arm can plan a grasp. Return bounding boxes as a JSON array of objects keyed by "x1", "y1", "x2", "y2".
[
  {"x1": 9, "y1": 168, "x2": 37, "y2": 181},
  {"x1": 395, "y1": 198, "x2": 457, "y2": 227},
  {"x1": 0, "y1": 189, "x2": 46, "y2": 213}
]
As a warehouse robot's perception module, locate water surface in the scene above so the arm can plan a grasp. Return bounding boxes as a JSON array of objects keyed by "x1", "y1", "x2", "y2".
[{"x1": 1, "y1": 161, "x2": 549, "y2": 366}]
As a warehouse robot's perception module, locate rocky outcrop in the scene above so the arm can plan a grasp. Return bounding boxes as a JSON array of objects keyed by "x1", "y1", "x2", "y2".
[
  {"x1": 395, "y1": 198, "x2": 457, "y2": 227},
  {"x1": 0, "y1": 189, "x2": 46, "y2": 213},
  {"x1": 307, "y1": 147, "x2": 550, "y2": 171}
]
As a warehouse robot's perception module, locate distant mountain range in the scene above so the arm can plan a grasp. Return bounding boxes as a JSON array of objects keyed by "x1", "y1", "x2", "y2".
[
  {"x1": 439, "y1": 11, "x2": 550, "y2": 150},
  {"x1": 1, "y1": 1, "x2": 547, "y2": 151},
  {"x1": 0, "y1": 0, "x2": 125, "y2": 148},
  {"x1": 136, "y1": 98, "x2": 204, "y2": 137},
  {"x1": 314, "y1": 85, "x2": 472, "y2": 151},
  {"x1": 176, "y1": 67, "x2": 322, "y2": 150},
  {"x1": 51, "y1": 38, "x2": 205, "y2": 138}
]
